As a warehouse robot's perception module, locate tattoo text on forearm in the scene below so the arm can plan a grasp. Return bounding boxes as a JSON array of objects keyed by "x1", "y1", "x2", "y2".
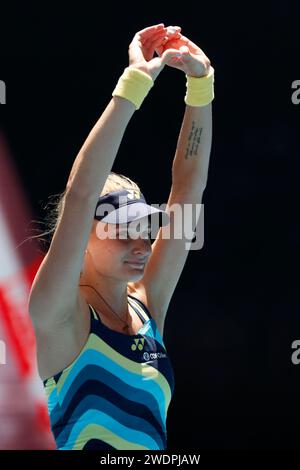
[{"x1": 184, "y1": 121, "x2": 203, "y2": 160}]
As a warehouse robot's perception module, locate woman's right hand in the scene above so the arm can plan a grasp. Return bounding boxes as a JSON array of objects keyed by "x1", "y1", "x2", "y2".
[{"x1": 128, "y1": 23, "x2": 184, "y2": 81}]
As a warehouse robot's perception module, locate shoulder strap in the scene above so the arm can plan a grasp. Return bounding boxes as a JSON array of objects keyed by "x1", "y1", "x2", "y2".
[
  {"x1": 89, "y1": 304, "x2": 98, "y2": 320},
  {"x1": 127, "y1": 297, "x2": 147, "y2": 323},
  {"x1": 127, "y1": 294, "x2": 152, "y2": 321},
  {"x1": 89, "y1": 298, "x2": 150, "y2": 324}
]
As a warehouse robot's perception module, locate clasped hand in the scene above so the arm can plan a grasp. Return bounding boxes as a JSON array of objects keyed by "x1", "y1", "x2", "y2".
[{"x1": 128, "y1": 23, "x2": 211, "y2": 80}]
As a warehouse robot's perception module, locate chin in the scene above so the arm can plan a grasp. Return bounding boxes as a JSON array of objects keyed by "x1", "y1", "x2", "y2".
[
  {"x1": 127, "y1": 271, "x2": 144, "y2": 282},
  {"x1": 132, "y1": 273, "x2": 145, "y2": 281},
  {"x1": 123, "y1": 264, "x2": 144, "y2": 280}
]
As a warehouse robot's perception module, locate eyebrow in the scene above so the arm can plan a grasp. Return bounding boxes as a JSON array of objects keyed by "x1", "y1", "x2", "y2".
[{"x1": 116, "y1": 224, "x2": 151, "y2": 233}]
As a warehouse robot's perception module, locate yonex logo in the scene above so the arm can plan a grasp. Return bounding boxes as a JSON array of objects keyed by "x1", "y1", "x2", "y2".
[{"x1": 131, "y1": 338, "x2": 145, "y2": 351}]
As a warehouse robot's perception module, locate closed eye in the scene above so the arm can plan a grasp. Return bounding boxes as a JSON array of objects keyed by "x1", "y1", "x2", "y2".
[{"x1": 117, "y1": 228, "x2": 152, "y2": 239}]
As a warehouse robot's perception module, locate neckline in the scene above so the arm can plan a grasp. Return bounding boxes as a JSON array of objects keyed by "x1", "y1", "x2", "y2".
[
  {"x1": 42, "y1": 297, "x2": 151, "y2": 384},
  {"x1": 89, "y1": 296, "x2": 150, "y2": 338}
]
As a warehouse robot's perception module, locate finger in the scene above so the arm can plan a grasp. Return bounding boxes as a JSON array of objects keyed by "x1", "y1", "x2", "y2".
[
  {"x1": 128, "y1": 36, "x2": 145, "y2": 63},
  {"x1": 135, "y1": 27, "x2": 166, "y2": 47},
  {"x1": 179, "y1": 45, "x2": 190, "y2": 54},
  {"x1": 162, "y1": 36, "x2": 202, "y2": 58},
  {"x1": 161, "y1": 34, "x2": 181, "y2": 46},
  {"x1": 161, "y1": 37, "x2": 183, "y2": 50},
  {"x1": 154, "y1": 43, "x2": 164, "y2": 57},
  {"x1": 144, "y1": 24, "x2": 181, "y2": 46},
  {"x1": 147, "y1": 34, "x2": 171, "y2": 55},
  {"x1": 132, "y1": 27, "x2": 163, "y2": 43},
  {"x1": 163, "y1": 26, "x2": 182, "y2": 43},
  {"x1": 154, "y1": 27, "x2": 182, "y2": 56},
  {"x1": 161, "y1": 47, "x2": 184, "y2": 63},
  {"x1": 136, "y1": 23, "x2": 165, "y2": 39},
  {"x1": 175, "y1": 34, "x2": 203, "y2": 54},
  {"x1": 165, "y1": 25, "x2": 182, "y2": 35},
  {"x1": 142, "y1": 29, "x2": 166, "y2": 49},
  {"x1": 154, "y1": 37, "x2": 181, "y2": 58},
  {"x1": 129, "y1": 27, "x2": 166, "y2": 63},
  {"x1": 142, "y1": 34, "x2": 167, "y2": 61}
]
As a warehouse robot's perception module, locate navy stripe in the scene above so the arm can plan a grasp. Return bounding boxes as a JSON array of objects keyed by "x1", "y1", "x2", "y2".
[{"x1": 43, "y1": 292, "x2": 174, "y2": 450}]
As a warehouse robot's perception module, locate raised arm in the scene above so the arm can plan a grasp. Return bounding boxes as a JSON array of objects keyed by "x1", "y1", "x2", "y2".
[
  {"x1": 172, "y1": 102, "x2": 212, "y2": 189},
  {"x1": 66, "y1": 96, "x2": 136, "y2": 198},
  {"x1": 155, "y1": 29, "x2": 213, "y2": 189},
  {"x1": 59, "y1": 22, "x2": 183, "y2": 199},
  {"x1": 28, "y1": 23, "x2": 180, "y2": 330},
  {"x1": 137, "y1": 30, "x2": 214, "y2": 333}
]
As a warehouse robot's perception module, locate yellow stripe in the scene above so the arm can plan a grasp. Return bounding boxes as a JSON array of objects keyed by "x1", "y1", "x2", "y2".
[
  {"x1": 44, "y1": 377, "x2": 56, "y2": 398},
  {"x1": 56, "y1": 333, "x2": 171, "y2": 414},
  {"x1": 74, "y1": 423, "x2": 151, "y2": 450}
]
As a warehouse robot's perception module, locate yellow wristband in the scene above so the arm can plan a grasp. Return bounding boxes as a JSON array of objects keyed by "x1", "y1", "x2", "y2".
[
  {"x1": 184, "y1": 66, "x2": 215, "y2": 107},
  {"x1": 112, "y1": 67, "x2": 154, "y2": 110}
]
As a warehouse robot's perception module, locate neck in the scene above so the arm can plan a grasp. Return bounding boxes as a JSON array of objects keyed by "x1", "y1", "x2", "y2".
[{"x1": 79, "y1": 274, "x2": 129, "y2": 321}]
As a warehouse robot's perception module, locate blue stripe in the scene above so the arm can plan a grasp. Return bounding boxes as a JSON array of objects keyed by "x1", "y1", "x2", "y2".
[
  {"x1": 59, "y1": 409, "x2": 161, "y2": 450},
  {"x1": 55, "y1": 394, "x2": 165, "y2": 449},
  {"x1": 58, "y1": 350, "x2": 168, "y2": 421}
]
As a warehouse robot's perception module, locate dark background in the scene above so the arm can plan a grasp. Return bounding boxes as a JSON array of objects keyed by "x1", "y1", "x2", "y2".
[{"x1": 1, "y1": 0, "x2": 299, "y2": 449}]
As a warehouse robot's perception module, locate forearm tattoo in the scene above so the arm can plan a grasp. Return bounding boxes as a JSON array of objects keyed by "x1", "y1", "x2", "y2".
[{"x1": 184, "y1": 121, "x2": 203, "y2": 160}]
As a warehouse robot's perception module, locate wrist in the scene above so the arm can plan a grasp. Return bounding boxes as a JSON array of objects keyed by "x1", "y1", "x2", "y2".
[
  {"x1": 112, "y1": 67, "x2": 154, "y2": 110},
  {"x1": 185, "y1": 66, "x2": 215, "y2": 107},
  {"x1": 186, "y1": 64, "x2": 213, "y2": 79},
  {"x1": 127, "y1": 64, "x2": 153, "y2": 80}
]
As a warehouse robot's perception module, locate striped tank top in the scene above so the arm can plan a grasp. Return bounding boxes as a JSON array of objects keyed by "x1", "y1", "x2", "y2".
[{"x1": 43, "y1": 294, "x2": 175, "y2": 450}]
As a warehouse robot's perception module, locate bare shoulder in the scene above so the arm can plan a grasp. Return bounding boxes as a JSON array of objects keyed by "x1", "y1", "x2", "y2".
[{"x1": 35, "y1": 291, "x2": 91, "y2": 382}]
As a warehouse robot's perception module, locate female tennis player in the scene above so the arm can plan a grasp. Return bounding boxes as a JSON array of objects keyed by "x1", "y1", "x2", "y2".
[{"x1": 28, "y1": 23, "x2": 214, "y2": 450}]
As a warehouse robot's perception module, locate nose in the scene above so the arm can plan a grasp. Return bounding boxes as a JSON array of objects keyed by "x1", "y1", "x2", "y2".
[{"x1": 131, "y1": 237, "x2": 152, "y2": 258}]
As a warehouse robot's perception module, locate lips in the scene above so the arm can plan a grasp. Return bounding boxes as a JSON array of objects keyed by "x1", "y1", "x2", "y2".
[
  {"x1": 125, "y1": 258, "x2": 147, "y2": 264},
  {"x1": 125, "y1": 261, "x2": 146, "y2": 269}
]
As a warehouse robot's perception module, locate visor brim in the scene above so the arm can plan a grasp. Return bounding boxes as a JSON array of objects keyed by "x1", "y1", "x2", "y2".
[{"x1": 98, "y1": 202, "x2": 170, "y2": 226}]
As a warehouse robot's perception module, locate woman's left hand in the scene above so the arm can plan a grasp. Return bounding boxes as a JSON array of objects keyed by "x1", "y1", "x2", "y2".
[{"x1": 155, "y1": 26, "x2": 211, "y2": 78}]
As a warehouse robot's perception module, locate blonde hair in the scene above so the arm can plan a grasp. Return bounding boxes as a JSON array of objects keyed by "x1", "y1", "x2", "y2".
[
  {"x1": 26, "y1": 172, "x2": 141, "y2": 253},
  {"x1": 101, "y1": 172, "x2": 140, "y2": 195}
]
